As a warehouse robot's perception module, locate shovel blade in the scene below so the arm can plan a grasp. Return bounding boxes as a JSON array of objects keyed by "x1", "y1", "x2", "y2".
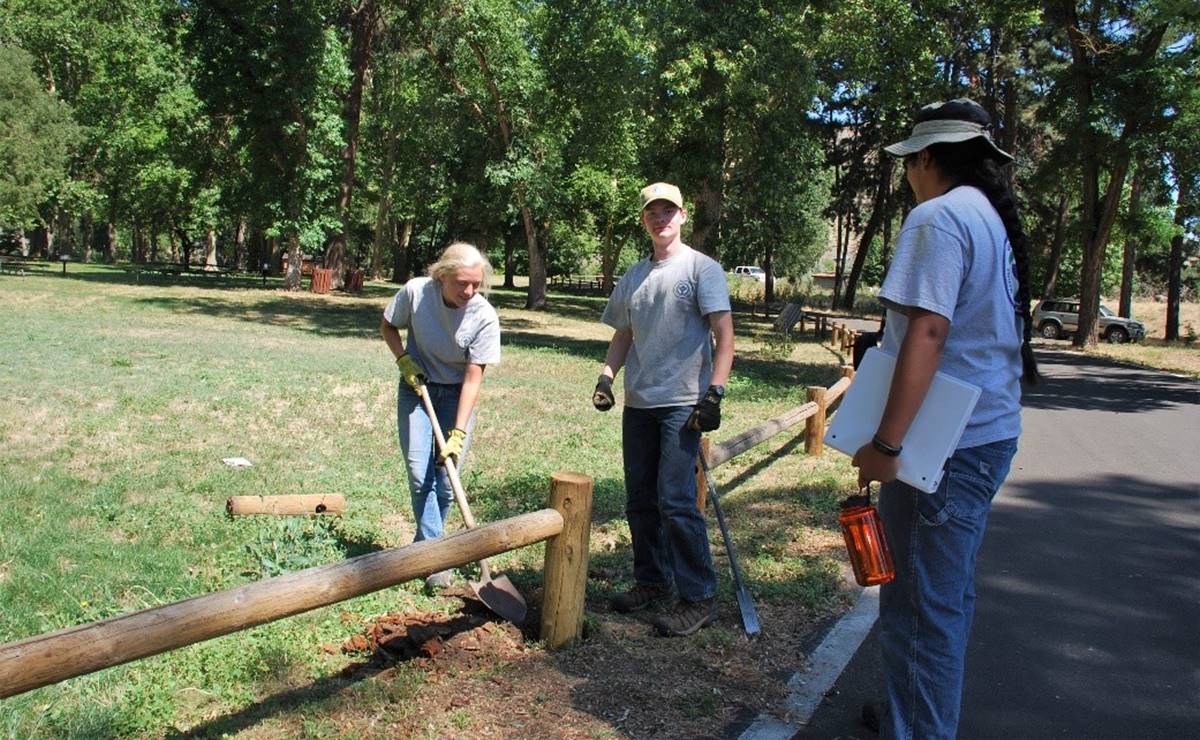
[{"x1": 470, "y1": 574, "x2": 527, "y2": 625}]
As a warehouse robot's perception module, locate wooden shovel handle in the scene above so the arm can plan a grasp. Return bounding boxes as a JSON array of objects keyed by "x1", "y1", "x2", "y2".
[{"x1": 414, "y1": 383, "x2": 491, "y2": 580}]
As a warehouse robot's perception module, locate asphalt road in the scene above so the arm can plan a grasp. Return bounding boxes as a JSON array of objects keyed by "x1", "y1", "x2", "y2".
[{"x1": 797, "y1": 349, "x2": 1200, "y2": 739}]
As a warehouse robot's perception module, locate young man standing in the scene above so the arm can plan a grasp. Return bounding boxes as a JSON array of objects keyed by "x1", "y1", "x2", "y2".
[{"x1": 592, "y1": 182, "x2": 735, "y2": 637}]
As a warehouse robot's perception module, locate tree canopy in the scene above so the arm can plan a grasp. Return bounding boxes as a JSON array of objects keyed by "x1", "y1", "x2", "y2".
[{"x1": 0, "y1": 0, "x2": 1195, "y2": 341}]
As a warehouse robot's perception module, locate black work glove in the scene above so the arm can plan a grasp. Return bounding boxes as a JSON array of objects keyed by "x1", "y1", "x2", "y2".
[
  {"x1": 592, "y1": 375, "x2": 615, "y2": 411},
  {"x1": 687, "y1": 386, "x2": 723, "y2": 431}
]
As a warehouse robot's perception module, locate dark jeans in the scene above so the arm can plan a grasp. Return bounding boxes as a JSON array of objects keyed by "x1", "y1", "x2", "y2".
[
  {"x1": 622, "y1": 405, "x2": 717, "y2": 602},
  {"x1": 877, "y1": 438, "x2": 1019, "y2": 740}
]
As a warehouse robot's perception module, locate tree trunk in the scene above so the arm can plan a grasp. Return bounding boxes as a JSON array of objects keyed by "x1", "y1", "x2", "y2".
[
  {"x1": 841, "y1": 157, "x2": 893, "y2": 310},
  {"x1": 325, "y1": 0, "x2": 380, "y2": 290},
  {"x1": 763, "y1": 241, "x2": 775, "y2": 304},
  {"x1": 503, "y1": 227, "x2": 516, "y2": 288},
  {"x1": 80, "y1": 216, "x2": 93, "y2": 263},
  {"x1": 103, "y1": 222, "x2": 117, "y2": 262},
  {"x1": 285, "y1": 233, "x2": 302, "y2": 290},
  {"x1": 176, "y1": 227, "x2": 193, "y2": 267},
  {"x1": 832, "y1": 166, "x2": 845, "y2": 307},
  {"x1": 394, "y1": 218, "x2": 412, "y2": 283},
  {"x1": 524, "y1": 209, "x2": 546, "y2": 309},
  {"x1": 371, "y1": 199, "x2": 390, "y2": 281},
  {"x1": 1118, "y1": 164, "x2": 1145, "y2": 317},
  {"x1": 131, "y1": 222, "x2": 144, "y2": 263},
  {"x1": 689, "y1": 180, "x2": 723, "y2": 258},
  {"x1": 234, "y1": 220, "x2": 247, "y2": 271},
  {"x1": 31, "y1": 226, "x2": 50, "y2": 258},
  {"x1": 1165, "y1": 174, "x2": 1189, "y2": 341},
  {"x1": 204, "y1": 229, "x2": 219, "y2": 270},
  {"x1": 1041, "y1": 192, "x2": 1069, "y2": 300},
  {"x1": 599, "y1": 213, "x2": 619, "y2": 295}
]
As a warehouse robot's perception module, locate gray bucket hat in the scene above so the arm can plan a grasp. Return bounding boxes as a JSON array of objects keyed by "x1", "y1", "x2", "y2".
[{"x1": 884, "y1": 98, "x2": 1013, "y2": 163}]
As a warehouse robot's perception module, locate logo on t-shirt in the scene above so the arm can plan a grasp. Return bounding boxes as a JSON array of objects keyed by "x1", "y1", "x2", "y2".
[
  {"x1": 673, "y1": 280, "x2": 694, "y2": 300},
  {"x1": 1003, "y1": 243, "x2": 1019, "y2": 307}
]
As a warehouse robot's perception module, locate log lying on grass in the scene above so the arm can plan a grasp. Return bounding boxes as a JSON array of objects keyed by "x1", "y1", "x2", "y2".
[
  {"x1": 0, "y1": 509, "x2": 564, "y2": 699},
  {"x1": 226, "y1": 494, "x2": 346, "y2": 516}
]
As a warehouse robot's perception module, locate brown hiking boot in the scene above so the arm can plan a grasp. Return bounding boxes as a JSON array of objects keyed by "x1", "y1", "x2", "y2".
[
  {"x1": 651, "y1": 598, "x2": 717, "y2": 636},
  {"x1": 610, "y1": 583, "x2": 672, "y2": 613}
]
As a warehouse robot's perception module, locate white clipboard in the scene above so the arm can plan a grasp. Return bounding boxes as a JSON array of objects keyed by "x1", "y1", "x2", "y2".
[{"x1": 824, "y1": 347, "x2": 981, "y2": 493}]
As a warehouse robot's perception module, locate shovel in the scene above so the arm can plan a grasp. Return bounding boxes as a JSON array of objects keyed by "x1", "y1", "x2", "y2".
[
  {"x1": 698, "y1": 452, "x2": 761, "y2": 637},
  {"x1": 414, "y1": 383, "x2": 528, "y2": 624}
]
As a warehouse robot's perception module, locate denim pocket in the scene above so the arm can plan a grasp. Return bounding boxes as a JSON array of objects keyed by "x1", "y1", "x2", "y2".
[{"x1": 917, "y1": 439, "x2": 1018, "y2": 527}]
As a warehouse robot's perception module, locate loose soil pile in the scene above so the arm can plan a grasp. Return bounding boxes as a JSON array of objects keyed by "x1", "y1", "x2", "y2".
[{"x1": 327, "y1": 581, "x2": 849, "y2": 738}]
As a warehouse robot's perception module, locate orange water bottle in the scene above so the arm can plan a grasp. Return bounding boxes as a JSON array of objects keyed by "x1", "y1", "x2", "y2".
[{"x1": 839, "y1": 486, "x2": 895, "y2": 586}]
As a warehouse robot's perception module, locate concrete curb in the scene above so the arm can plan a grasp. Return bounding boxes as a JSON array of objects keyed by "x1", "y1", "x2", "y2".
[{"x1": 738, "y1": 588, "x2": 880, "y2": 740}]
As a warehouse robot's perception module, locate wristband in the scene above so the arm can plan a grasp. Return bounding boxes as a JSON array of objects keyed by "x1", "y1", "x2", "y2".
[{"x1": 871, "y1": 434, "x2": 902, "y2": 457}]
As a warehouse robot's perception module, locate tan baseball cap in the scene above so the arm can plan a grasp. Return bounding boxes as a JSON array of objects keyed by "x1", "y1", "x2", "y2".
[{"x1": 639, "y1": 182, "x2": 684, "y2": 212}]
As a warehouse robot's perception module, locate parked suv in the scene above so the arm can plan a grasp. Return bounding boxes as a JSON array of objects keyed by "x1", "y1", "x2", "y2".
[
  {"x1": 1033, "y1": 298, "x2": 1146, "y2": 343},
  {"x1": 732, "y1": 265, "x2": 766, "y2": 282}
]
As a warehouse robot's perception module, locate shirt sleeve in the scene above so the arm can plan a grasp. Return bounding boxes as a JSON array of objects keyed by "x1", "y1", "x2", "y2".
[
  {"x1": 879, "y1": 222, "x2": 965, "y2": 322},
  {"x1": 696, "y1": 257, "x2": 732, "y2": 316},
  {"x1": 382, "y1": 285, "x2": 412, "y2": 328},
  {"x1": 601, "y1": 277, "x2": 631, "y2": 331},
  {"x1": 468, "y1": 315, "x2": 502, "y2": 366}
]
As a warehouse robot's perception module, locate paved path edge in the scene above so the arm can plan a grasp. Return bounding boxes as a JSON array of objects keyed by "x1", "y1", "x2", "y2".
[{"x1": 739, "y1": 587, "x2": 880, "y2": 739}]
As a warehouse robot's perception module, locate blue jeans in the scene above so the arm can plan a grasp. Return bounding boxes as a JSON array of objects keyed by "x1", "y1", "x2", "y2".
[
  {"x1": 877, "y1": 438, "x2": 1018, "y2": 740},
  {"x1": 396, "y1": 382, "x2": 474, "y2": 542},
  {"x1": 622, "y1": 405, "x2": 716, "y2": 603}
]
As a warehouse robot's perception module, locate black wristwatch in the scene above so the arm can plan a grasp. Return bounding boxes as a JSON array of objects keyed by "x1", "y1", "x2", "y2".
[{"x1": 708, "y1": 384, "x2": 725, "y2": 399}]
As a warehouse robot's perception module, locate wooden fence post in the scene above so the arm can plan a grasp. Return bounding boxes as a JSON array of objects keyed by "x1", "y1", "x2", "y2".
[
  {"x1": 841, "y1": 364, "x2": 856, "y2": 381},
  {"x1": 805, "y1": 386, "x2": 828, "y2": 455},
  {"x1": 831, "y1": 323, "x2": 841, "y2": 348},
  {"x1": 541, "y1": 471, "x2": 594, "y2": 649},
  {"x1": 695, "y1": 437, "x2": 711, "y2": 512}
]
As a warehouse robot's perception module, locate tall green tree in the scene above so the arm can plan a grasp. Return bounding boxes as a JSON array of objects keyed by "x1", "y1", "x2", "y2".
[
  {"x1": 190, "y1": 0, "x2": 344, "y2": 289},
  {"x1": 0, "y1": 45, "x2": 79, "y2": 236},
  {"x1": 1045, "y1": 0, "x2": 1187, "y2": 346}
]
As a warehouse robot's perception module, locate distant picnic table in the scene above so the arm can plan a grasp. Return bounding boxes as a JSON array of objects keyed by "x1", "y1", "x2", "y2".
[
  {"x1": 0, "y1": 256, "x2": 32, "y2": 275},
  {"x1": 126, "y1": 262, "x2": 233, "y2": 281},
  {"x1": 549, "y1": 274, "x2": 614, "y2": 294}
]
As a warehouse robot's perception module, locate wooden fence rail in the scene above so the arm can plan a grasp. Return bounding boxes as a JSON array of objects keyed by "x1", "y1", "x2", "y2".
[{"x1": 0, "y1": 474, "x2": 594, "y2": 699}]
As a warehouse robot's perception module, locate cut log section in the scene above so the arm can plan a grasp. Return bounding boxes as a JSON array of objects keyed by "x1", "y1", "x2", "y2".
[{"x1": 226, "y1": 494, "x2": 346, "y2": 516}]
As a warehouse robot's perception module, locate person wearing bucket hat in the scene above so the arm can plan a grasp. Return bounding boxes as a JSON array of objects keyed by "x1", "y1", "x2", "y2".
[
  {"x1": 592, "y1": 181, "x2": 735, "y2": 637},
  {"x1": 851, "y1": 98, "x2": 1039, "y2": 739}
]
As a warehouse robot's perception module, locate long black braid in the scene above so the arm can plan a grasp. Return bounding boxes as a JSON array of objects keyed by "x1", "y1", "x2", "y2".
[{"x1": 927, "y1": 138, "x2": 1041, "y2": 385}]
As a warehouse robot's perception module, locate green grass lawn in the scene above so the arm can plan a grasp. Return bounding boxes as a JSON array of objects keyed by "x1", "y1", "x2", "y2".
[{"x1": 0, "y1": 263, "x2": 856, "y2": 737}]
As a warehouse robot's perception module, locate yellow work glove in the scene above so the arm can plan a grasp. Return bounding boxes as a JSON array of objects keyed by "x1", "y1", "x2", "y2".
[
  {"x1": 439, "y1": 427, "x2": 466, "y2": 466},
  {"x1": 395, "y1": 353, "x2": 426, "y2": 390}
]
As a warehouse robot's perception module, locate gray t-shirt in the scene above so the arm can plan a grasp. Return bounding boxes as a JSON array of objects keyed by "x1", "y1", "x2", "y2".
[
  {"x1": 383, "y1": 277, "x2": 501, "y2": 384},
  {"x1": 879, "y1": 185, "x2": 1022, "y2": 448},
  {"x1": 602, "y1": 245, "x2": 731, "y2": 408}
]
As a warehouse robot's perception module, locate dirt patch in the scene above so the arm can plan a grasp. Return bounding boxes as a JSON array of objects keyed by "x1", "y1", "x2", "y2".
[{"x1": 324, "y1": 584, "x2": 847, "y2": 738}]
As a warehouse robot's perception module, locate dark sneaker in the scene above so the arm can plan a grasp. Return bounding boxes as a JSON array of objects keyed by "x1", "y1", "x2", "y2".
[
  {"x1": 651, "y1": 598, "x2": 717, "y2": 636},
  {"x1": 424, "y1": 569, "x2": 454, "y2": 591},
  {"x1": 610, "y1": 583, "x2": 671, "y2": 613},
  {"x1": 861, "y1": 699, "x2": 887, "y2": 734}
]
